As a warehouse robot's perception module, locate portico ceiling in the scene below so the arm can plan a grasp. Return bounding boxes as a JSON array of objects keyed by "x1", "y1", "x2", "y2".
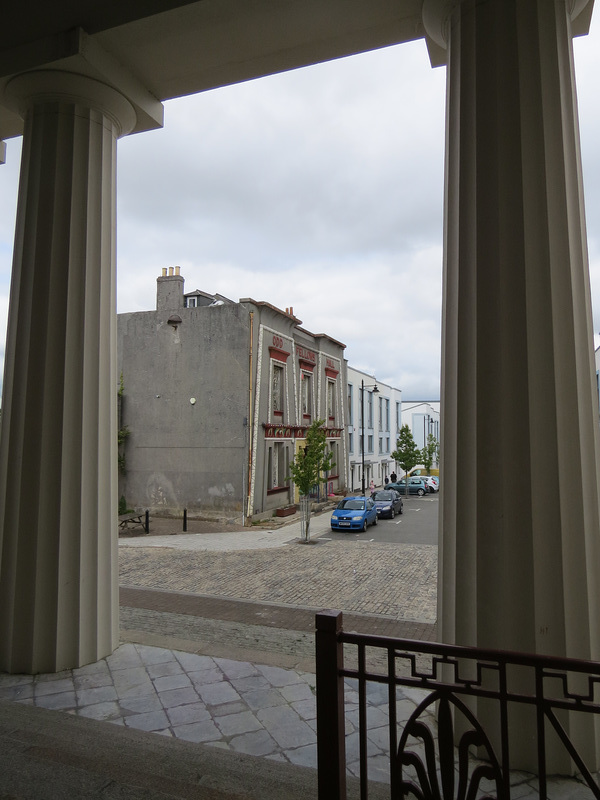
[{"x1": 0, "y1": 0, "x2": 427, "y2": 139}]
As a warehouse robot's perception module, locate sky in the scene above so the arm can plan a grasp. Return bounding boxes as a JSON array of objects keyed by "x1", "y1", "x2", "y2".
[{"x1": 1, "y1": 24, "x2": 600, "y2": 402}]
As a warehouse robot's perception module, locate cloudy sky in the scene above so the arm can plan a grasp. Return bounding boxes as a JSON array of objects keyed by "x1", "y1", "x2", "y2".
[{"x1": 1, "y1": 24, "x2": 600, "y2": 401}]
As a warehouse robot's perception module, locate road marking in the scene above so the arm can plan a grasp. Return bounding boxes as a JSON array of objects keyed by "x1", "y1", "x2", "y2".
[
  {"x1": 320, "y1": 537, "x2": 332, "y2": 541},
  {"x1": 411, "y1": 508, "x2": 421, "y2": 512},
  {"x1": 395, "y1": 520, "x2": 403, "y2": 525}
]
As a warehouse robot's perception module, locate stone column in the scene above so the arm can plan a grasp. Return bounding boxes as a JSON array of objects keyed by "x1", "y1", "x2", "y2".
[
  {"x1": 0, "y1": 71, "x2": 135, "y2": 673},
  {"x1": 424, "y1": 0, "x2": 600, "y2": 771}
]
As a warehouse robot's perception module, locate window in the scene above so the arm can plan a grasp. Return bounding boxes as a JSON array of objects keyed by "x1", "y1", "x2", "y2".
[
  {"x1": 186, "y1": 296, "x2": 197, "y2": 308},
  {"x1": 368, "y1": 435, "x2": 374, "y2": 453},
  {"x1": 385, "y1": 399, "x2": 390, "y2": 431},
  {"x1": 349, "y1": 432, "x2": 353, "y2": 453},
  {"x1": 368, "y1": 392, "x2": 373, "y2": 428},
  {"x1": 267, "y1": 442, "x2": 286, "y2": 490},
  {"x1": 379, "y1": 437, "x2": 383, "y2": 454},
  {"x1": 348, "y1": 384, "x2": 353, "y2": 425},
  {"x1": 327, "y1": 381, "x2": 335, "y2": 421},
  {"x1": 272, "y1": 364, "x2": 284, "y2": 417},
  {"x1": 379, "y1": 397, "x2": 383, "y2": 430},
  {"x1": 302, "y1": 372, "x2": 312, "y2": 418},
  {"x1": 328, "y1": 442, "x2": 339, "y2": 478}
]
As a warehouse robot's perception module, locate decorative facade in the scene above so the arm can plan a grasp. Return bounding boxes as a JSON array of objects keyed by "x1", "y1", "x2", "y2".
[{"x1": 117, "y1": 269, "x2": 347, "y2": 523}]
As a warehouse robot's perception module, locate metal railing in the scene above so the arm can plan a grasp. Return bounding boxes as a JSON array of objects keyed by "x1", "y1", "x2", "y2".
[{"x1": 316, "y1": 610, "x2": 600, "y2": 800}]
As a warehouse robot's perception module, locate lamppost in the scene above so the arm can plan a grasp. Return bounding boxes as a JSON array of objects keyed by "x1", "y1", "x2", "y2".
[{"x1": 360, "y1": 379, "x2": 379, "y2": 496}]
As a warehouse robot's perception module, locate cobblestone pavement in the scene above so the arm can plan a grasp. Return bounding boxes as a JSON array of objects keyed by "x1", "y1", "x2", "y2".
[
  {"x1": 0, "y1": 515, "x2": 593, "y2": 797},
  {"x1": 119, "y1": 508, "x2": 438, "y2": 623},
  {"x1": 119, "y1": 541, "x2": 437, "y2": 622}
]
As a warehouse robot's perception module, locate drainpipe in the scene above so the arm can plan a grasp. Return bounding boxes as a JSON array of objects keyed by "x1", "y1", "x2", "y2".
[{"x1": 246, "y1": 312, "x2": 254, "y2": 523}]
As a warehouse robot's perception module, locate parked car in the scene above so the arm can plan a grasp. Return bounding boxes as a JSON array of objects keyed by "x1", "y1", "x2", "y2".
[
  {"x1": 331, "y1": 496, "x2": 378, "y2": 532},
  {"x1": 422, "y1": 476, "x2": 438, "y2": 493},
  {"x1": 372, "y1": 490, "x2": 403, "y2": 518},
  {"x1": 387, "y1": 478, "x2": 428, "y2": 497}
]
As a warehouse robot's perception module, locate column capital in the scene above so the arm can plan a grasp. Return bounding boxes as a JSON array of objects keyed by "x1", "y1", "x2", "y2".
[
  {"x1": 422, "y1": 0, "x2": 594, "y2": 52},
  {"x1": 4, "y1": 69, "x2": 136, "y2": 137},
  {"x1": 422, "y1": 0, "x2": 458, "y2": 51}
]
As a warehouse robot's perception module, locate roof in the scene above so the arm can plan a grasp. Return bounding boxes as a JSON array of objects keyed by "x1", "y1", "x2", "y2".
[{"x1": 0, "y1": 0, "x2": 427, "y2": 141}]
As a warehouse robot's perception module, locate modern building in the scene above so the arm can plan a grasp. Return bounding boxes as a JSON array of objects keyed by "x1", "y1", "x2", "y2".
[
  {"x1": 117, "y1": 268, "x2": 348, "y2": 523},
  {"x1": 346, "y1": 366, "x2": 402, "y2": 492},
  {"x1": 401, "y1": 400, "x2": 440, "y2": 452}
]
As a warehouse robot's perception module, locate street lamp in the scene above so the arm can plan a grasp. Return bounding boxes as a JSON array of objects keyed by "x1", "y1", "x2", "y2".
[{"x1": 360, "y1": 379, "x2": 379, "y2": 496}]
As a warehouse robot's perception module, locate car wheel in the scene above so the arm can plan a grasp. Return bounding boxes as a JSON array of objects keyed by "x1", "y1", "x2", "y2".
[
  {"x1": 399, "y1": 505, "x2": 403, "y2": 514},
  {"x1": 390, "y1": 508, "x2": 395, "y2": 519},
  {"x1": 362, "y1": 519, "x2": 367, "y2": 532},
  {"x1": 373, "y1": 515, "x2": 378, "y2": 526},
  {"x1": 417, "y1": 488, "x2": 425, "y2": 496}
]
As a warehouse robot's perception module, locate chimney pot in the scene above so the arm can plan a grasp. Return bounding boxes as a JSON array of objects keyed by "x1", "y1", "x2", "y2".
[
  {"x1": 175, "y1": 266, "x2": 181, "y2": 276},
  {"x1": 162, "y1": 268, "x2": 167, "y2": 277},
  {"x1": 169, "y1": 267, "x2": 174, "y2": 276}
]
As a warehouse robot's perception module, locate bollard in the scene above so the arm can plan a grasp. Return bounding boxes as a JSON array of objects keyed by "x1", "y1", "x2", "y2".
[
  {"x1": 145, "y1": 509, "x2": 149, "y2": 533},
  {"x1": 183, "y1": 508, "x2": 187, "y2": 532}
]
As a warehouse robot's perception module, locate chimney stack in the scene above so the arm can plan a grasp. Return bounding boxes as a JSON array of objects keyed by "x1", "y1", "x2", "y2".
[{"x1": 157, "y1": 267, "x2": 185, "y2": 311}]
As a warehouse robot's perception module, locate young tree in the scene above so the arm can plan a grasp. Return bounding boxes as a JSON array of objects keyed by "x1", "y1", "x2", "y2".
[
  {"x1": 287, "y1": 419, "x2": 335, "y2": 543},
  {"x1": 421, "y1": 433, "x2": 439, "y2": 475},
  {"x1": 392, "y1": 425, "x2": 421, "y2": 496}
]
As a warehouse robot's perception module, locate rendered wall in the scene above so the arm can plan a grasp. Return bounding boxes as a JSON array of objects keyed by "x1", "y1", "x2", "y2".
[{"x1": 117, "y1": 298, "x2": 250, "y2": 521}]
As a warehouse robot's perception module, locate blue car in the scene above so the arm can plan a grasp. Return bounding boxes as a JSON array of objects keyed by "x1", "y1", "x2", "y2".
[
  {"x1": 331, "y1": 496, "x2": 378, "y2": 532},
  {"x1": 372, "y1": 489, "x2": 403, "y2": 518}
]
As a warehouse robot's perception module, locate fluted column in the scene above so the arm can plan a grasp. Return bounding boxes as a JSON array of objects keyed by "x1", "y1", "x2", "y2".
[
  {"x1": 0, "y1": 71, "x2": 135, "y2": 673},
  {"x1": 425, "y1": 0, "x2": 600, "y2": 770}
]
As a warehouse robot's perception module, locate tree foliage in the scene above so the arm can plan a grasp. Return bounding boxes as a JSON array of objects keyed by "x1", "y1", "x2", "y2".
[
  {"x1": 421, "y1": 433, "x2": 439, "y2": 475},
  {"x1": 287, "y1": 419, "x2": 334, "y2": 496},
  {"x1": 118, "y1": 372, "x2": 130, "y2": 475},
  {"x1": 391, "y1": 425, "x2": 421, "y2": 476}
]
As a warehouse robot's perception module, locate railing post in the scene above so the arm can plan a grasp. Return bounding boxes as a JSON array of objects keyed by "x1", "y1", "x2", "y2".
[{"x1": 316, "y1": 610, "x2": 346, "y2": 800}]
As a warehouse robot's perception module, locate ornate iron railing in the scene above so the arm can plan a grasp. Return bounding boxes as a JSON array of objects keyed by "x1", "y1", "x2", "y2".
[{"x1": 315, "y1": 610, "x2": 600, "y2": 800}]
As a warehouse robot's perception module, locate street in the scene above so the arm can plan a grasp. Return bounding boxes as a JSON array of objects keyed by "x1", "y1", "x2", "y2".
[{"x1": 319, "y1": 494, "x2": 439, "y2": 545}]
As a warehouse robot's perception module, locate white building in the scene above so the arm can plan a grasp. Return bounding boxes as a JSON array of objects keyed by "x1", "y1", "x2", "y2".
[
  {"x1": 401, "y1": 400, "x2": 440, "y2": 452},
  {"x1": 347, "y1": 366, "x2": 402, "y2": 493}
]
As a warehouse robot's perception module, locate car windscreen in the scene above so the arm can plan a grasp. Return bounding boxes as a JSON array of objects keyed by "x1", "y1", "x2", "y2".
[
  {"x1": 338, "y1": 499, "x2": 365, "y2": 510},
  {"x1": 373, "y1": 492, "x2": 394, "y2": 501}
]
